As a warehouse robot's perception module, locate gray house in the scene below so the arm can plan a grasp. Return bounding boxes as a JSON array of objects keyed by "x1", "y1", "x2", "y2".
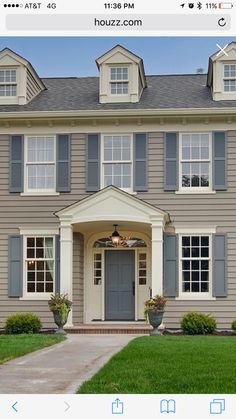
[{"x1": 0, "y1": 43, "x2": 235, "y2": 330}]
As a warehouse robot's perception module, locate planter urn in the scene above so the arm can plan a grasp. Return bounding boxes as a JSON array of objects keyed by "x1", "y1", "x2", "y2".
[
  {"x1": 52, "y1": 308, "x2": 70, "y2": 335},
  {"x1": 148, "y1": 310, "x2": 165, "y2": 336}
]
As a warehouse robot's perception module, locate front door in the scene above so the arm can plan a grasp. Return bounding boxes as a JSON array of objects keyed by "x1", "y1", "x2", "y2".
[{"x1": 105, "y1": 250, "x2": 135, "y2": 320}]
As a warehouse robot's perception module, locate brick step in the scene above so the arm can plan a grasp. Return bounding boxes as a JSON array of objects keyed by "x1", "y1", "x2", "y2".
[{"x1": 64, "y1": 324, "x2": 152, "y2": 334}]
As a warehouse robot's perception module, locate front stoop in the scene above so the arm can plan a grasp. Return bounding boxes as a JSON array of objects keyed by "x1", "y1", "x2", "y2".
[{"x1": 64, "y1": 324, "x2": 152, "y2": 334}]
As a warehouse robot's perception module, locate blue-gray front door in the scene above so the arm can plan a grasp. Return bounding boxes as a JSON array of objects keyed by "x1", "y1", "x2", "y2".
[{"x1": 105, "y1": 250, "x2": 135, "y2": 320}]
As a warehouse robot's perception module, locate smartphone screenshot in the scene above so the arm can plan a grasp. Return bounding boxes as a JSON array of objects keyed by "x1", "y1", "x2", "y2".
[{"x1": 0, "y1": 1, "x2": 235, "y2": 418}]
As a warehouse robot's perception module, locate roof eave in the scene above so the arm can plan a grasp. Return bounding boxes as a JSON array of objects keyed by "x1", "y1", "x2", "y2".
[{"x1": 0, "y1": 107, "x2": 236, "y2": 119}]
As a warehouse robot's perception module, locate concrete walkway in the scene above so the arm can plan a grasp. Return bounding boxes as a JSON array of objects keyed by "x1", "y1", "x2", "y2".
[{"x1": 0, "y1": 335, "x2": 135, "y2": 394}]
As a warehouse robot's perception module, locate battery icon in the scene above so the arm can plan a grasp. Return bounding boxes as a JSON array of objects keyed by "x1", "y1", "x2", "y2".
[{"x1": 219, "y1": 2, "x2": 233, "y2": 8}]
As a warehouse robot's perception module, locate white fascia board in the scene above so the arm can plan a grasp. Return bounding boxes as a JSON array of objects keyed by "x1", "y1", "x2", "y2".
[{"x1": 1, "y1": 107, "x2": 236, "y2": 120}]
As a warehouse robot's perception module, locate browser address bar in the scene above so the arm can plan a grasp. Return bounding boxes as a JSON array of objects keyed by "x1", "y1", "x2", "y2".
[{"x1": 6, "y1": 14, "x2": 231, "y2": 32}]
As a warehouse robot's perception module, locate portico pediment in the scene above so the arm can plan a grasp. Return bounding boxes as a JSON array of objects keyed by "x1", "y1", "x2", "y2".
[{"x1": 56, "y1": 186, "x2": 169, "y2": 225}]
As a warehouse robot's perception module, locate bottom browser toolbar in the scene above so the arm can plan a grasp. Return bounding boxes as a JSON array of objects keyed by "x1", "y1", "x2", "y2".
[{"x1": 0, "y1": 394, "x2": 234, "y2": 419}]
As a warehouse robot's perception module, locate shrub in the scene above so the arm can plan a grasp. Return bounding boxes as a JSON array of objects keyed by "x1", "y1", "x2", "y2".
[
  {"x1": 231, "y1": 319, "x2": 236, "y2": 332},
  {"x1": 5, "y1": 313, "x2": 42, "y2": 334},
  {"x1": 181, "y1": 312, "x2": 217, "y2": 335}
]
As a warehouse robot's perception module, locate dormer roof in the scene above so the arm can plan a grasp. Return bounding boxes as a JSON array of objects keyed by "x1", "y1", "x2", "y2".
[
  {"x1": 96, "y1": 44, "x2": 147, "y2": 89},
  {"x1": 0, "y1": 47, "x2": 46, "y2": 91}
]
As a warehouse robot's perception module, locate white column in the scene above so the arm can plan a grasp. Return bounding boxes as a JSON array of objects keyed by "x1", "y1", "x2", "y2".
[
  {"x1": 60, "y1": 216, "x2": 73, "y2": 327},
  {"x1": 151, "y1": 218, "x2": 164, "y2": 296}
]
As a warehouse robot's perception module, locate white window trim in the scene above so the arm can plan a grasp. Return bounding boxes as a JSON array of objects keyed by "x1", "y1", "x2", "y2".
[
  {"x1": 101, "y1": 133, "x2": 133, "y2": 193},
  {"x1": 179, "y1": 132, "x2": 212, "y2": 193},
  {"x1": 24, "y1": 135, "x2": 57, "y2": 195},
  {"x1": 223, "y1": 64, "x2": 236, "y2": 93},
  {"x1": 109, "y1": 66, "x2": 129, "y2": 95},
  {"x1": 20, "y1": 233, "x2": 56, "y2": 300},
  {"x1": 177, "y1": 232, "x2": 216, "y2": 301},
  {"x1": 0, "y1": 68, "x2": 17, "y2": 97}
]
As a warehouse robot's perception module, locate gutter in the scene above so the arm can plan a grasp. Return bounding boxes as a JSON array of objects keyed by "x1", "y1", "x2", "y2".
[{"x1": 0, "y1": 107, "x2": 236, "y2": 119}]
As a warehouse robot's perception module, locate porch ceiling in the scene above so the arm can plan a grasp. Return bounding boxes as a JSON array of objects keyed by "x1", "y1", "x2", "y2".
[{"x1": 72, "y1": 220, "x2": 152, "y2": 234}]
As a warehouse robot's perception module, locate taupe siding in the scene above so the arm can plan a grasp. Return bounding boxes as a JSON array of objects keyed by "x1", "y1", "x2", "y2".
[
  {"x1": 26, "y1": 70, "x2": 42, "y2": 102},
  {"x1": 73, "y1": 233, "x2": 84, "y2": 325},
  {"x1": 138, "y1": 131, "x2": 236, "y2": 329},
  {"x1": 1, "y1": 130, "x2": 236, "y2": 329},
  {"x1": 0, "y1": 133, "x2": 87, "y2": 328}
]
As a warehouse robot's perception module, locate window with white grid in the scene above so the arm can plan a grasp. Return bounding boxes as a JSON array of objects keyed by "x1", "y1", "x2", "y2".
[
  {"x1": 180, "y1": 133, "x2": 211, "y2": 190},
  {"x1": 224, "y1": 64, "x2": 236, "y2": 92},
  {"x1": 26, "y1": 236, "x2": 54, "y2": 293},
  {"x1": 0, "y1": 69, "x2": 17, "y2": 96},
  {"x1": 102, "y1": 135, "x2": 132, "y2": 190},
  {"x1": 110, "y1": 67, "x2": 129, "y2": 95},
  {"x1": 180, "y1": 235, "x2": 210, "y2": 294},
  {"x1": 26, "y1": 136, "x2": 56, "y2": 192}
]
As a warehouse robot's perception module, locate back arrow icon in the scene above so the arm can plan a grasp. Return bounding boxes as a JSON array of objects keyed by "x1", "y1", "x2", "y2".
[
  {"x1": 12, "y1": 402, "x2": 18, "y2": 412},
  {"x1": 64, "y1": 402, "x2": 70, "y2": 412},
  {"x1": 218, "y1": 18, "x2": 226, "y2": 27}
]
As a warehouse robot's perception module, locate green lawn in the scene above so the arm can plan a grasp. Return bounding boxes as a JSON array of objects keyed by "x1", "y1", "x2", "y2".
[
  {"x1": 0, "y1": 334, "x2": 65, "y2": 364},
  {"x1": 78, "y1": 336, "x2": 236, "y2": 394}
]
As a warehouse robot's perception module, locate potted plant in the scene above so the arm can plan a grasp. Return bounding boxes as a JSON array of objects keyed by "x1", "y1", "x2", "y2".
[
  {"x1": 144, "y1": 295, "x2": 166, "y2": 336},
  {"x1": 48, "y1": 293, "x2": 72, "y2": 335}
]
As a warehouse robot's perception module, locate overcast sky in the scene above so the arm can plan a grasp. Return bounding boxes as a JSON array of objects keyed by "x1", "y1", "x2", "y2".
[{"x1": 0, "y1": 36, "x2": 235, "y2": 77}]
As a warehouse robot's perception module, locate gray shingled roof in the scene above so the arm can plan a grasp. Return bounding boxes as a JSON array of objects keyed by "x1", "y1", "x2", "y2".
[{"x1": 0, "y1": 74, "x2": 236, "y2": 113}]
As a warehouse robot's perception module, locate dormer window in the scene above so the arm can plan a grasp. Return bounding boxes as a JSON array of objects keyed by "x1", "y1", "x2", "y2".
[
  {"x1": 0, "y1": 69, "x2": 17, "y2": 96},
  {"x1": 223, "y1": 64, "x2": 236, "y2": 92},
  {"x1": 110, "y1": 67, "x2": 129, "y2": 95}
]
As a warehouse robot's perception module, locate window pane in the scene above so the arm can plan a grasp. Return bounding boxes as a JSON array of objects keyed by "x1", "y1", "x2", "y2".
[
  {"x1": 27, "y1": 237, "x2": 35, "y2": 247},
  {"x1": 26, "y1": 236, "x2": 54, "y2": 294},
  {"x1": 182, "y1": 148, "x2": 190, "y2": 159},
  {"x1": 201, "y1": 236, "x2": 209, "y2": 246},
  {"x1": 192, "y1": 282, "x2": 199, "y2": 292},
  {"x1": 201, "y1": 282, "x2": 209, "y2": 292},
  {"x1": 183, "y1": 282, "x2": 190, "y2": 292},
  {"x1": 182, "y1": 236, "x2": 190, "y2": 246},
  {"x1": 27, "y1": 249, "x2": 34, "y2": 258},
  {"x1": 183, "y1": 260, "x2": 190, "y2": 270},
  {"x1": 111, "y1": 82, "x2": 128, "y2": 94}
]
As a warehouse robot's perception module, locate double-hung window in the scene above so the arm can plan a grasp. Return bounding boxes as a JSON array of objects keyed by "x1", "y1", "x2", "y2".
[
  {"x1": 102, "y1": 135, "x2": 132, "y2": 191},
  {"x1": 180, "y1": 133, "x2": 211, "y2": 191},
  {"x1": 180, "y1": 235, "x2": 211, "y2": 295},
  {"x1": 0, "y1": 69, "x2": 17, "y2": 96},
  {"x1": 224, "y1": 64, "x2": 236, "y2": 92},
  {"x1": 26, "y1": 136, "x2": 56, "y2": 192},
  {"x1": 110, "y1": 67, "x2": 129, "y2": 95},
  {"x1": 26, "y1": 236, "x2": 54, "y2": 294}
]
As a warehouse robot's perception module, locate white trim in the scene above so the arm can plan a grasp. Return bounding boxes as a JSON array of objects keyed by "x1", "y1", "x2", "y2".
[
  {"x1": 175, "y1": 191, "x2": 216, "y2": 195},
  {"x1": 179, "y1": 132, "x2": 213, "y2": 193},
  {"x1": 176, "y1": 296, "x2": 216, "y2": 301},
  {"x1": 178, "y1": 233, "x2": 213, "y2": 299},
  {"x1": 85, "y1": 230, "x2": 151, "y2": 323},
  {"x1": 19, "y1": 227, "x2": 59, "y2": 235},
  {"x1": 175, "y1": 227, "x2": 216, "y2": 234},
  {"x1": 21, "y1": 234, "x2": 56, "y2": 300},
  {"x1": 100, "y1": 134, "x2": 133, "y2": 193},
  {"x1": 20, "y1": 192, "x2": 60, "y2": 196},
  {"x1": 24, "y1": 134, "x2": 57, "y2": 194}
]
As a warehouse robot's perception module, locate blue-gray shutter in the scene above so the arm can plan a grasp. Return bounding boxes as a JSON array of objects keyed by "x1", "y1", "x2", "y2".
[
  {"x1": 86, "y1": 134, "x2": 100, "y2": 191},
  {"x1": 163, "y1": 234, "x2": 179, "y2": 297},
  {"x1": 9, "y1": 135, "x2": 24, "y2": 192},
  {"x1": 213, "y1": 132, "x2": 227, "y2": 191},
  {"x1": 134, "y1": 133, "x2": 148, "y2": 191},
  {"x1": 55, "y1": 235, "x2": 60, "y2": 294},
  {"x1": 8, "y1": 235, "x2": 23, "y2": 297},
  {"x1": 213, "y1": 234, "x2": 227, "y2": 297},
  {"x1": 164, "y1": 133, "x2": 178, "y2": 191},
  {"x1": 56, "y1": 134, "x2": 71, "y2": 192}
]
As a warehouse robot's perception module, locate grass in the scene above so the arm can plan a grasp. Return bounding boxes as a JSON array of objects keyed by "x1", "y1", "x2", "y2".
[
  {"x1": 0, "y1": 334, "x2": 65, "y2": 364},
  {"x1": 78, "y1": 336, "x2": 236, "y2": 394}
]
